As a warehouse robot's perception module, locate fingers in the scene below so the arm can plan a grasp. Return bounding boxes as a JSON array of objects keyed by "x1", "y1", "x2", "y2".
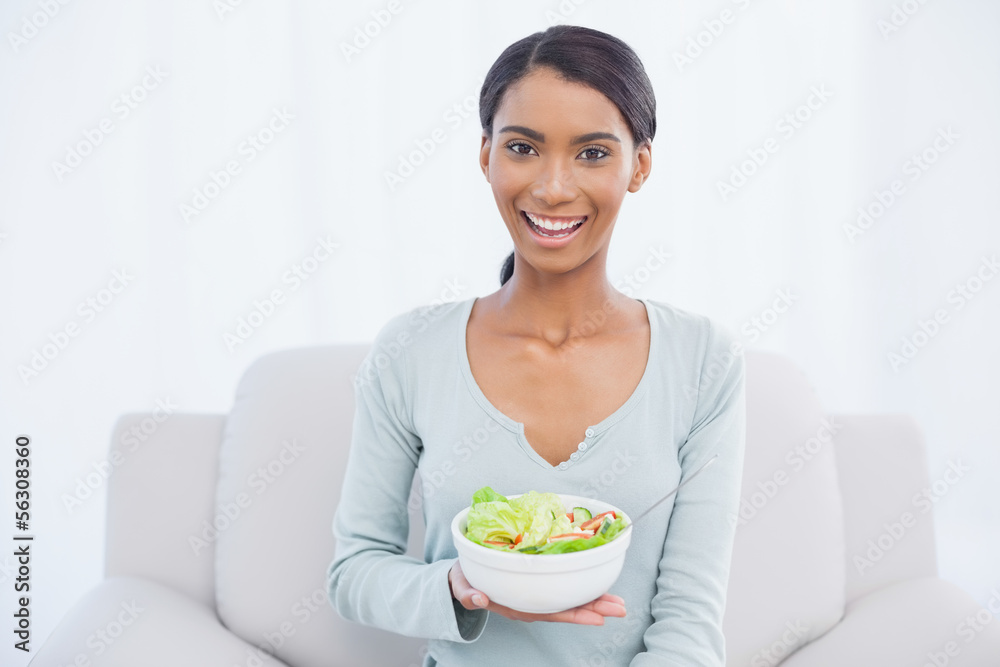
[
  {"x1": 553, "y1": 596, "x2": 626, "y2": 625},
  {"x1": 496, "y1": 593, "x2": 627, "y2": 626},
  {"x1": 547, "y1": 607, "x2": 608, "y2": 626},
  {"x1": 585, "y1": 595, "x2": 627, "y2": 619},
  {"x1": 588, "y1": 593, "x2": 626, "y2": 606},
  {"x1": 448, "y1": 561, "x2": 490, "y2": 611}
]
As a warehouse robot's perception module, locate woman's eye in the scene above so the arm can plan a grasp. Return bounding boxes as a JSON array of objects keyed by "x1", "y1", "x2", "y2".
[
  {"x1": 580, "y1": 146, "x2": 609, "y2": 160},
  {"x1": 503, "y1": 142, "x2": 609, "y2": 160},
  {"x1": 506, "y1": 141, "x2": 535, "y2": 156}
]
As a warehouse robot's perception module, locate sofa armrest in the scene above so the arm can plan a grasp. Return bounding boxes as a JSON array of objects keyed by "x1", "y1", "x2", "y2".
[
  {"x1": 105, "y1": 413, "x2": 226, "y2": 609},
  {"x1": 831, "y1": 413, "x2": 938, "y2": 604},
  {"x1": 28, "y1": 575, "x2": 289, "y2": 667}
]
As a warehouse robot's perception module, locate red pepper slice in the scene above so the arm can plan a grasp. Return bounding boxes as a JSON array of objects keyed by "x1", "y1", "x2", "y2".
[
  {"x1": 548, "y1": 532, "x2": 595, "y2": 541},
  {"x1": 579, "y1": 511, "x2": 616, "y2": 532}
]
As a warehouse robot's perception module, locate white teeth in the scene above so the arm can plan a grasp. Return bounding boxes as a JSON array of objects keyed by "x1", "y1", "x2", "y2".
[{"x1": 525, "y1": 212, "x2": 586, "y2": 232}]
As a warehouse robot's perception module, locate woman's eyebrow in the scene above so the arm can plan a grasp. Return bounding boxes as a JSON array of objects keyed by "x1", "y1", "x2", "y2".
[{"x1": 498, "y1": 125, "x2": 621, "y2": 144}]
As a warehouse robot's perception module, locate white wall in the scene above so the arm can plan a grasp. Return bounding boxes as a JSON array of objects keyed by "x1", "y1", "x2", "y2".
[{"x1": 1, "y1": 0, "x2": 998, "y2": 664}]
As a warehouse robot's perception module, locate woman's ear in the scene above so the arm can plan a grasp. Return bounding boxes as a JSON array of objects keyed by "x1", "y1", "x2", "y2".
[
  {"x1": 627, "y1": 141, "x2": 652, "y2": 193},
  {"x1": 480, "y1": 132, "x2": 491, "y2": 182}
]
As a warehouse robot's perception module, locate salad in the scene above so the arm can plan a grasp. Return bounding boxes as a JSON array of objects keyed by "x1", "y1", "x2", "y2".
[{"x1": 463, "y1": 486, "x2": 629, "y2": 554}]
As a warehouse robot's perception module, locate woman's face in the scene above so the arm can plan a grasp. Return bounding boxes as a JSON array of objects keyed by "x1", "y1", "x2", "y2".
[{"x1": 480, "y1": 66, "x2": 651, "y2": 281}]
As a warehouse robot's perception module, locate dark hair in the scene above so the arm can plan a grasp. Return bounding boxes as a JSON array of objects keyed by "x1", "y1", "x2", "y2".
[{"x1": 479, "y1": 25, "x2": 657, "y2": 286}]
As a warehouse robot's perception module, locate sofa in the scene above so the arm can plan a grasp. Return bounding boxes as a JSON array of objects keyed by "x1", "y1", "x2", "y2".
[{"x1": 28, "y1": 346, "x2": 1000, "y2": 666}]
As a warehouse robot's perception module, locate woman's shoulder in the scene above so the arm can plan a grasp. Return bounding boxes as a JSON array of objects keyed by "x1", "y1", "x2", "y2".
[
  {"x1": 368, "y1": 296, "x2": 473, "y2": 355},
  {"x1": 642, "y1": 297, "x2": 736, "y2": 340},
  {"x1": 355, "y1": 297, "x2": 472, "y2": 391},
  {"x1": 641, "y1": 297, "x2": 743, "y2": 363},
  {"x1": 641, "y1": 298, "x2": 744, "y2": 405}
]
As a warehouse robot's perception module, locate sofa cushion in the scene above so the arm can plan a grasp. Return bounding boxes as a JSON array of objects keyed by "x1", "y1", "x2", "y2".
[
  {"x1": 780, "y1": 576, "x2": 1000, "y2": 666},
  {"x1": 830, "y1": 413, "x2": 938, "y2": 603},
  {"x1": 212, "y1": 345, "x2": 427, "y2": 667},
  {"x1": 105, "y1": 413, "x2": 227, "y2": 610},
  {"x1": 27, "y1": 575, "x2": 289, "y2": 666},
  {"x1": 723, "y1": 352, "x2": 846, "y2": 665}
]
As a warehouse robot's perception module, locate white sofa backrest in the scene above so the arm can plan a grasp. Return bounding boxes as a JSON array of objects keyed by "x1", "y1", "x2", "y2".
[
  {"x1": 723, "y1": 352, "x2": 846, "y2": 666},
  {"x1": 213, "y1": 345, "x2": 426, "y2": 667},
  {"x1": 828, "y1": 413, "x2": 938, "y2": 604},
  {"x1": 106, "y1": 413, "x2": 228, "y2": 609}
]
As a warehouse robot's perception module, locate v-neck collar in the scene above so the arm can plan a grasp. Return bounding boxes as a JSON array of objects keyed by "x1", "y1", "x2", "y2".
[{"x1": 456, "y1": 295, "x2": 657, "y2": 470}]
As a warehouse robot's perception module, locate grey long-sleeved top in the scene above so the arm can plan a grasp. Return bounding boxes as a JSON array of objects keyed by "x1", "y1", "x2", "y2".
[{"x1": 328, "y1": 296, "x2": 746, "y2": 666}]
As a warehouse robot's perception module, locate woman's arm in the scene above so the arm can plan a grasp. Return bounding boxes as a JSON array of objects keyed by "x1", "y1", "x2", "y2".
[
  {"x1": 631, "y1": 323, "x2": 747, "y2": 666},
  {"x1": 326, "y1": 324, "x2": 488, "y2": 642}
]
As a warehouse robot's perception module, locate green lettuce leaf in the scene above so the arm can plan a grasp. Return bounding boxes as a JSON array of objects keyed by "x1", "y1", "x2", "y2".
[
  {"x1": 471, "y1": 486, "x2": 508, "y2": 506},
  {"x1": 465, "y1": 499, "x2": 522, "y2": 545},
  {"x1": 527, "y1": 517, "x2": 630, "y2": 554},
  {"x1": 463, "y1": 485, "x2": 627, "y2": 554},
  {"x1": 509, "y1": 491, "x2": 573, "y2": 547}
]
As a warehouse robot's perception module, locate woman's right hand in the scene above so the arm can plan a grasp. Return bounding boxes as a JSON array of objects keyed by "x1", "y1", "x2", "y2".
[{"x1": 448, "y1": 560, "x2": 626, "y2": 625}]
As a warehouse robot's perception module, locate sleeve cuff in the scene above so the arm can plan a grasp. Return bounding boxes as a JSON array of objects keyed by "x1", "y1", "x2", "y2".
[
  {"x1": 437, "y1": 558, "x2": 488, "y2": 642},
  {"x1": 452, "y1": 596, "x2": 489, "y2": 641}
]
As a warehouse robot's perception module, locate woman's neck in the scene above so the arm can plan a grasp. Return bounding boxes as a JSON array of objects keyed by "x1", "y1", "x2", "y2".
[{"x1": 489, "y1": 260, "x2": 638, "y2": 347}]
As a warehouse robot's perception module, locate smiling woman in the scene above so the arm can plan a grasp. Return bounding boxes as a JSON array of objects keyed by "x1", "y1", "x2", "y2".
[
  {"x1": 481, "y1": 29, "x2": 655, "y2": 285},
  {"x1": 484, "y1": 65, "x2": 648, "y2": 268},
  {"x1": 328, "y1": 24, "x2": 746, "y2": 667}
]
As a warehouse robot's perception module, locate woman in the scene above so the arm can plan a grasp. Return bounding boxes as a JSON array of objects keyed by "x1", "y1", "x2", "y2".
[{"x1": 328, "y1": 25, "x2": 746, "y2": 666}]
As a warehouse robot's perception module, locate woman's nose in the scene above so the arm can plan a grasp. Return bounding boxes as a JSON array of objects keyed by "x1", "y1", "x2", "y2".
[{"x1": 530, "y1": 159, "x2": 576, "y2": 205}]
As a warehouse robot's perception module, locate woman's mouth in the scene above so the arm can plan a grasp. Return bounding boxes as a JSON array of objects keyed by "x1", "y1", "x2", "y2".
[{"x1": 521, "y1": 211, "x2": 587, "y2": 239}]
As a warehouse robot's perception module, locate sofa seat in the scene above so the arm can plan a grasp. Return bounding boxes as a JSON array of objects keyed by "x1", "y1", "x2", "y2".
[
  {"x1": 29, "y1": 576, "x2": 290, "y2": 667},
  {"x1": 781, "y1": 576, "x2": 1000, "y2": 667}
]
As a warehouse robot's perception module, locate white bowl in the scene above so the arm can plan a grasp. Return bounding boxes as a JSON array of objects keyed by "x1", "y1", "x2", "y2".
[{"x1": 450, "y1": 493, "x2": 633, "y2": 614}]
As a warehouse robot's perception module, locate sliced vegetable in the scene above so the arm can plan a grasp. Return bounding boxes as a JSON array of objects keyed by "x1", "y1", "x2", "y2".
[
  {"x1": 548, "y1": 532, "x2": 595, "y2": 541},
  {"x1": 579, "y1": 511, "x2": 616, "y2": 532},
  {"x1": 463, "y1": 486, "x2": 628, "y2": 554}
]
